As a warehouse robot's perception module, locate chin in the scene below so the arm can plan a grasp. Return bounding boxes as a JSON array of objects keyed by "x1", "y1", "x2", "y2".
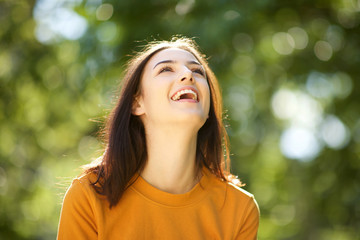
[{"x1": 171, "y1": 113, "x2": 207, "y2": 128}]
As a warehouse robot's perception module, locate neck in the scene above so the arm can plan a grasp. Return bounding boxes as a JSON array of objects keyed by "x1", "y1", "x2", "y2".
[{"x1": 140, "y1": 123, "x2": 201, "y2": 194}]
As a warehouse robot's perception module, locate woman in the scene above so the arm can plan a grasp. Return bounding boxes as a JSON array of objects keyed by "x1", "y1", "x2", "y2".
[{"x1": 57, "y1": 37, "x2": 259, "y2": 239}]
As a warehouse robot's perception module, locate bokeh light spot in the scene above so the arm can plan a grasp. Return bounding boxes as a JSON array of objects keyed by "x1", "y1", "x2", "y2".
[
  {"x1": 232, "y1": 33, "x2": 254, "y2": 53},
  {"x1": 306, "y1": 72, "x2": 333, "y2": 99},
  {"x1": 224, "y1": 10, "x2": 241, "y2": 21},
  {"x1": 314, "y1": 41, "x2": 333, "y2": 61},
  {"x1": 330, "y1": 72, "x2": 353, "y2": 99},
  {"x1": 259, "y1": 35, "x2": 279, "y2": 61},
  {"x1": 96, "y1": 3, "x2": 114, "y2": 21},
  {"x1": 270, "y1": 204, "x2": 296, "y2": 226},
  {"x1": 288, "y1": 27, "x2": 308, "y2": 49},
  {"x1": 271, "y1": 89, "x2": 323, "y2": 128},
  {"x1": 272, "y1": 32, "x2": 295, "y2": 55},
  {"x1": 280, "y1": 126, "x2": 322, "y2": 161},
  {"x1": 33, "y1": 0, "x2": 87, "y2": 43},
  {"x1": 96, "y1": 21, "x2": 119, "y2": 43},
  {"x1": 325, "y1": 25, "x2": 344, "y2": 51},
  {"x1": 321, "y1": 115, "x2": 350, "y2": 149},
  {"x1": 306, "y1": 71, "x2": 353, "y2": 100},
  {"x1": 175, "y1": 0, "x2": 195, "y2": 15},
  {"x1": 271, "y1": 89, "x2": 297, "y2": 120},
  {"x1": 227, "y1": 86, "x2": 253, "y2": 120}
]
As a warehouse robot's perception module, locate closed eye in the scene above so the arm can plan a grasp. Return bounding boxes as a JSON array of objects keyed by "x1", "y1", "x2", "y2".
[
  {"x1": 159, "y1": 66, "x2": 173, "y2": 74},
  {"x1": 192, "y1": 68, "x2": 205, "y2": 76}
]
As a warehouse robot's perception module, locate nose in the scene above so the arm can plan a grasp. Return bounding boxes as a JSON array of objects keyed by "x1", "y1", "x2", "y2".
[{"x1": 179, "y1": 68, "x2": 194, "y2": 83}]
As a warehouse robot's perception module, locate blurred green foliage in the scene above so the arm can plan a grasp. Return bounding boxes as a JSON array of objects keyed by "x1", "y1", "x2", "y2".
[{"x1": 1, "y1": 0, "x2": 359, "y2": 239}]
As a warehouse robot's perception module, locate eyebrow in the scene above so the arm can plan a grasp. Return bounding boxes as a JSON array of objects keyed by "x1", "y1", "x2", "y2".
[{"x1": 153, "y1": 60, "x2": 201, "y2": 69}]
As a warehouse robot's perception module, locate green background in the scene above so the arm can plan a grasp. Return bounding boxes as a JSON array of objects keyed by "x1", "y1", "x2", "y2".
[{"x1": 1, "y1": 0, "x2": 359, "y2": 239}]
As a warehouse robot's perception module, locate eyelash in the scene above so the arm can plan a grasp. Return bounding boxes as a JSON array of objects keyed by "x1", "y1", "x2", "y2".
[
  {"x1": 159, "y1": 66, "x2": 173, "y2": 73},
  {"x1": 158, "y1": 66, "x2": 205, "y2": 76},
  {"x1": 192, "y1": 68, "x2": 205, "y2": 76}
]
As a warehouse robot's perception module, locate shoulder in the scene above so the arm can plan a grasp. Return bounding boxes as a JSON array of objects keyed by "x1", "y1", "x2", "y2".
[
  {"x1": 207, "y1": 170, "x2": 259, "y2": 213},
  {"x1": 226, "y1": 180, "x2": 260, "y2": 235},
  {"x1": 62, "y1": 172, "x2": 103, "y2": 207},
  {"x1": 203, "y1": 171, "x2": 260, "y2": 237},
  {"x1": 226, "y1": 181, "x2": 255, "y2": 202},
  {"x1": 221, "y1": 179, "x2": 260, "y2": 238},
  {"x1": 58, "y1": 173, "x2": 100, "y2": 239},
  {"x1": 205, "y1": 169, "x2": 255, "y2": 203},
  {"x1": 225, "y1": 181, "x2": 259, "y2": 217}
]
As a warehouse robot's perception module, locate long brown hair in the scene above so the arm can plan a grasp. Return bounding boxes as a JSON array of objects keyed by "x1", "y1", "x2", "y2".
[{"x1": 85, "y1": 37, "x2": 237, "y2": 208}]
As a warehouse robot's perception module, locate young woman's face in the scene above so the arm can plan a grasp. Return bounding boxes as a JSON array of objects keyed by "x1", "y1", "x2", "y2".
[{"x1": 133, "y1": 48, "x2": 210, "y2": 130}]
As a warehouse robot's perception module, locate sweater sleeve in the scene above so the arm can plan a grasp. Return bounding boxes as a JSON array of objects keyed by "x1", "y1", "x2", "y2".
[
  {"x1": 235, "y1": 196, "x2": 260, "y2": 240},
  {"x1": 57, "y1": 179, "x2": 98, "y2": 240}
]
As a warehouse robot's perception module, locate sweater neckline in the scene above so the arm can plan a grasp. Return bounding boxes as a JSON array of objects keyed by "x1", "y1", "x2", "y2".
[{"x1": 130, "y1": 167, "x2": 212, "y2": 207}]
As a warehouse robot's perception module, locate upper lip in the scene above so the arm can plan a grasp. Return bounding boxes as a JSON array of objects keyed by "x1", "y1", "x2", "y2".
[{"x1": 171, "y1": 86, "x2": 199, "y2": 101}]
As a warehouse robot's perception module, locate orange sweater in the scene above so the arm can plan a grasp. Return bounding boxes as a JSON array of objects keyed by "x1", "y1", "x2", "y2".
[{"x1": 57, "y1": 168, "x2": 259, "y2": 239}]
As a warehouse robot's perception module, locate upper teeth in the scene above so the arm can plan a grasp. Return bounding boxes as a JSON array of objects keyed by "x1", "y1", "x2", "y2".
[{"x1": 171, "y1": 89, "x2": 197, "y2": 101}]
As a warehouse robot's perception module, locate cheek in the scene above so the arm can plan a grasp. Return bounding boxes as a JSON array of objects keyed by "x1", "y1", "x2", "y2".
[
  {"x1": 201, "y1": 80, "x2": 211, "y2": 104},
  {"x1": 142, "y1": 82, "x2": 170, "y2": 109}
]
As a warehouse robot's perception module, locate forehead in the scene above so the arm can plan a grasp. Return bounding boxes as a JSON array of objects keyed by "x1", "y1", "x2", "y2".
[{"x1": 147, "y1": 48, "x2": 199, "y2": 68}]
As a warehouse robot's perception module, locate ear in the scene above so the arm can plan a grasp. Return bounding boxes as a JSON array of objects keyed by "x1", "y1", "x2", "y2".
[{"x1": 132, "y1": 95, "x2": 145, "y2": 116}]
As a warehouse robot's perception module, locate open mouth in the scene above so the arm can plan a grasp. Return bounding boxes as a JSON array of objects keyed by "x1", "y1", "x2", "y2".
[{"x1": 171, "y1": 88, "x2": 198, "y2": 102}]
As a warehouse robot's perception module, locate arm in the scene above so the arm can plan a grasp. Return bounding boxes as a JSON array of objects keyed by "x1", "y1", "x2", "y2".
[
  {"x1": 235, "y1": 197, "x2": 260, "y2": 240},
  {"x1": 57, "y1": 179, "x2": 98, "y2": 240}
]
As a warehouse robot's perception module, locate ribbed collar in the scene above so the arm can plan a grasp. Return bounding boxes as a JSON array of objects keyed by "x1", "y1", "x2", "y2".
[{"x1": 130, "y1": 168, "x2": 213, "y2": 208}]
